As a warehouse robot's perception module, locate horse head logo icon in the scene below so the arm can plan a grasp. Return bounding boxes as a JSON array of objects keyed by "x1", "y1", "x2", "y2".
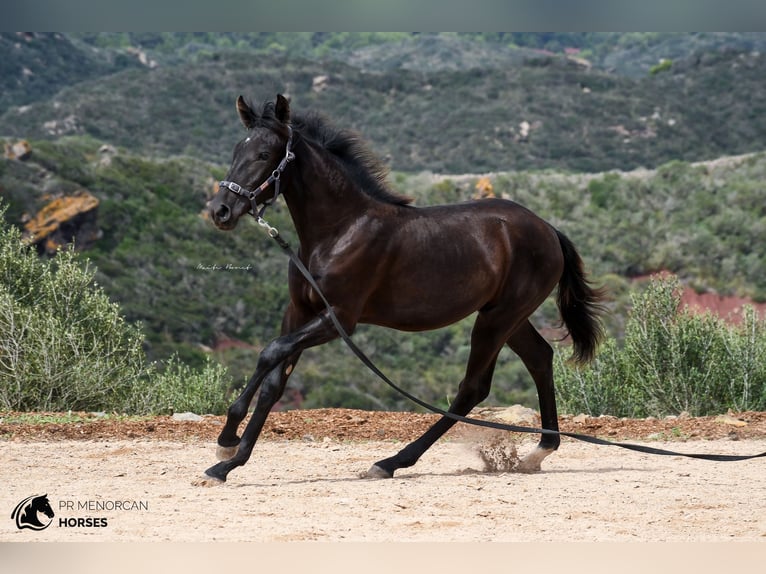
[{"x1": 11, "y1": 494, "x2": 55, "y2": 531}]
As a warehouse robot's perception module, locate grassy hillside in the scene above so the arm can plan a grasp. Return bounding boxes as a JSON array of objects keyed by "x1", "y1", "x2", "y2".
[
  {"x1": 66, "y1": 32, "x2": 766, "y2": 77},
  {"x1": 3, "y1": 34, "x2": 766, "y2": 175},
  {"x1": 0, "y1": 32, "x2": 141, "y2": 113}
]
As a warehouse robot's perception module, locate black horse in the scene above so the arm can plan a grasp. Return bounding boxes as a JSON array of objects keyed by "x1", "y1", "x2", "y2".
[
  {"x1": 199, "y1": 94, "x2": 605, "y2": 485},
  {"x1": 12, "y1": 494, "x2": 55, "y2": 530}
]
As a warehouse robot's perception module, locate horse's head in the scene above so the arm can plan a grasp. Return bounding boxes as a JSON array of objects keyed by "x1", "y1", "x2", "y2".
[
  {"x1": 13, "y1": 493, "x2": 55, "y2": 530},
  {"x1": 34, "y1": 494, "x2": 54, "y2": 518},
  {"x1": 208, "y1": 94, "x2": 293, "y2": 230}
]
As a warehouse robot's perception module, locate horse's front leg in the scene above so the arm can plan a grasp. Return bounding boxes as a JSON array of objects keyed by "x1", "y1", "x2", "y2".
[
  {"x1": 213, "y1": 371, "x2": 267, "y2": 461},
  {"x1": 195, "y1": 310, "x2": 345, "y2": 486},
  {"x1": 214, "y1": 300, "x2": 316, "y2": 459},
  {"x1": 214, "y1": 351, "x2": 301, "y2": 462}
]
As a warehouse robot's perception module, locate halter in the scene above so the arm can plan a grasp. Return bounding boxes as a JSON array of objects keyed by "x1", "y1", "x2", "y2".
[{"x1": 218, "y1": 125, "x2": 295, "y2": 220}]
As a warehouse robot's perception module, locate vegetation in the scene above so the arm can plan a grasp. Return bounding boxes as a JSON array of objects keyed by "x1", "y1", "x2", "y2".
[
  {"x1": 4, "y1": 34, "x2": 766, "y2": 175},
  {"x1": 0, "y1": 32, "x2": 140, "y2": 113},
  {"x1": 0, "y1": 209, "x2": 232, "y2": 414},
  {"x1": 3, "y1": 134, "x2": 766, "y2": 416},
  {"x1": 0, "y1": 412, "x2": 148, "y2": 424},
  {"x1": 2, "y1": 33, "x2": 766, "y2": 418},
  {"x1": 555, "y1": 274, "x2": 766, "y2": 416}
]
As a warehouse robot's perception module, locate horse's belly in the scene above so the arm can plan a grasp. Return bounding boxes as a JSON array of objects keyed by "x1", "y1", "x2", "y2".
[{"x1": 360, "y1": 280, "x2": 487, "y2": 331}]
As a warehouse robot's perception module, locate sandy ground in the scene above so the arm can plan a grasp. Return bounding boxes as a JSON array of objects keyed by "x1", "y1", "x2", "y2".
[{"x1": 3, "y1": 430, "x2": 765, "y2": 543}]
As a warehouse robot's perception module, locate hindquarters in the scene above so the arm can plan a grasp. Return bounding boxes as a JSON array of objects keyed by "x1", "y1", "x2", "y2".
[{"x1": 554, "y1": 229, "x2": 606, "y2": 364}]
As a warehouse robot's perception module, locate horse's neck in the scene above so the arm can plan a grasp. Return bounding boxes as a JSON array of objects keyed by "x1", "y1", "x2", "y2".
[
  {"x1": 284, "y1": 144, "x2": 374, "y2": 251},
  {"x1": 22, "y1": 505, "x2": 42, "y2": 524}
]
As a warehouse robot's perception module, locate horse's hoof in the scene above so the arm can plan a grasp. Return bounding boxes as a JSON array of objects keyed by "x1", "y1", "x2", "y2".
[
  {"x1": 516, "y1": 460, "x2": 542, "y2": 473},
  {"x1": 192, "y1": 474, "x2": 225, "y2": 487},
  {"x1": 360, "y1": 464, "x2": 393, "y2": 479},
  {"x1": 516, "y1": 447, "x2": 554, "y2": 473},
  {"x1": 216, "y1": 444, "x2": 239, "y2": 461}
]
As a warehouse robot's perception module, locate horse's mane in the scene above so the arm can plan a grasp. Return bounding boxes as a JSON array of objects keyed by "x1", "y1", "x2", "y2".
[{"x1": 256, "y1": 100, "x2": 412, "y2": 206}]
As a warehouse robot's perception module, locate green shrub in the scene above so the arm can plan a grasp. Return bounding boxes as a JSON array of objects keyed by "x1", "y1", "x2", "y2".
[
  {"x1": 0, "y1": 215, "x2": 146, "y2": 412},
  {"x1": 622, "y1": 281, "x2": 731, "y2": 415},
  {"x1": 722, "y1": 305, "x2": 766, "y2": 412},
  {"x1": 555, "y1": 274, "x2": 766, "y2": 416},
  {"x1": 587, "y1": 172, "x2": 622, "y2": 209},
  {"x1": 555, "y1": 338, "x2": 640, "y2": 417},
  {"x1": 131, "y1": 355, "x2": 233, "y2": 415},
  {"x1": 0, "y1": 208, "x2": 233, "y2": 414}
]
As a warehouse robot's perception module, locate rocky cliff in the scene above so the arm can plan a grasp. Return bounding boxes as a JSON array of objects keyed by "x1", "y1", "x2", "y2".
[{"x1": 23, "y1": 190, "x2": 101, "y2": 255}]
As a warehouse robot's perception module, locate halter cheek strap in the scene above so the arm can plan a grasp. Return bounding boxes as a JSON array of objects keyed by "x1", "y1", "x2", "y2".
[{"x1": 219, "y1": 126, "x2": 295, "y2": 218}]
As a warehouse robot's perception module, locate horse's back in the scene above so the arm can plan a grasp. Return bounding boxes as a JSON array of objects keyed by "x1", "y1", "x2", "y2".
[
  {"x1": 404, "y1": 198, "x2": 561, "y2": 261},
  {"x1": 413, "y1": 197, "x2": 553, "y2": 229}
]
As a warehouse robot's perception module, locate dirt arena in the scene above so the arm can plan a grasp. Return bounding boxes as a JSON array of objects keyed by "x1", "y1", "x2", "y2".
[{"x1": 2, "y1": 408, "x2": 765, "y2": 543}]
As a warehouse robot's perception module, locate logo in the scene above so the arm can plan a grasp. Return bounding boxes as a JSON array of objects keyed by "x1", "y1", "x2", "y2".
[
  {"x1": 11, "y1": 493, "x2": 149, "y2": 531},
  {"x1": 11, "y1": 494, "x2": 55, "y2": 531}
]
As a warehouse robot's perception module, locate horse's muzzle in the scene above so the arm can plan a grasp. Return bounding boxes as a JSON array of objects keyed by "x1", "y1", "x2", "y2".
[
  {"x1": 208, "y1": 199, "x2": 238, "y2": 230},
  {"x1": 213, "y1": 203, "x2": 231, "y2": 224}
]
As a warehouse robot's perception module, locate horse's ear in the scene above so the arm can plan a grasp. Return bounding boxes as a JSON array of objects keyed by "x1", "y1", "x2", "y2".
[
  {"x1": 236, "y1": 95, "x2": 257, "y2": 129},
  {"x1": 275, "y1": 93, "x2": 290, "y2": 123}
]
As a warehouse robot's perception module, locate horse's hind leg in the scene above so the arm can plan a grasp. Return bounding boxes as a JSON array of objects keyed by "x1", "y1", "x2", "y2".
[
  {"x1": 506, "y1": 320, "x2": 560, "y2": 472},
  {"x1": 365, "y1": 313, "x2": 507, "y2": 478},
  {"x1": 365, "y1": 357, "x2": 499, "y2": 479}
]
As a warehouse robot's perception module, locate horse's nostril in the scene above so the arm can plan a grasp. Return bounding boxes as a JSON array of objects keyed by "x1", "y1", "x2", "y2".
[{"x1": 216, "y1": 204, "x2": 231, "y2": 223}]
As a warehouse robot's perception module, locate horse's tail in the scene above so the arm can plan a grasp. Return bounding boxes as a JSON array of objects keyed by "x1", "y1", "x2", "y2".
[{"x1": 554, "y1": 229, "x2": 606, "y2": 364}]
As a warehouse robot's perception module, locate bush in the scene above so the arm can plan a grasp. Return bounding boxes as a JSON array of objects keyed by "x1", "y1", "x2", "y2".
[
  {"x1": 555, "y1": 338, "x2": 640, "y2": 417},
  {"x1": 0, "y1": 216, "x2": 147, "y2": 411},
  {"x1": 0, "y1": 208, "x2": 233, "y2": 414},
  {"x1": 555, "y1": 274, "x2": 766, "y2": 417},
  {"x1": 131, "y1": 355, "x2": 233, "y2": 415}
]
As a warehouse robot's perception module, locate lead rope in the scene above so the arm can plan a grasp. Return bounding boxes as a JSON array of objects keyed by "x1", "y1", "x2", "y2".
[{"x1": 250, "y1": 214, "x2": 766, "y2": 463}]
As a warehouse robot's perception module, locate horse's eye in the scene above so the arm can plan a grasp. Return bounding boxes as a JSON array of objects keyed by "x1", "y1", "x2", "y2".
[{"x1": 257, "y1": 151, "x2": 270, "y2": 161}]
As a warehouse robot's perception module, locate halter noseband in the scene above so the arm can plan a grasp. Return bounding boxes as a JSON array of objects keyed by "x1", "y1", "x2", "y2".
[{"x1": 218, "y1": 125, "x2": 295, "y2": 218}]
